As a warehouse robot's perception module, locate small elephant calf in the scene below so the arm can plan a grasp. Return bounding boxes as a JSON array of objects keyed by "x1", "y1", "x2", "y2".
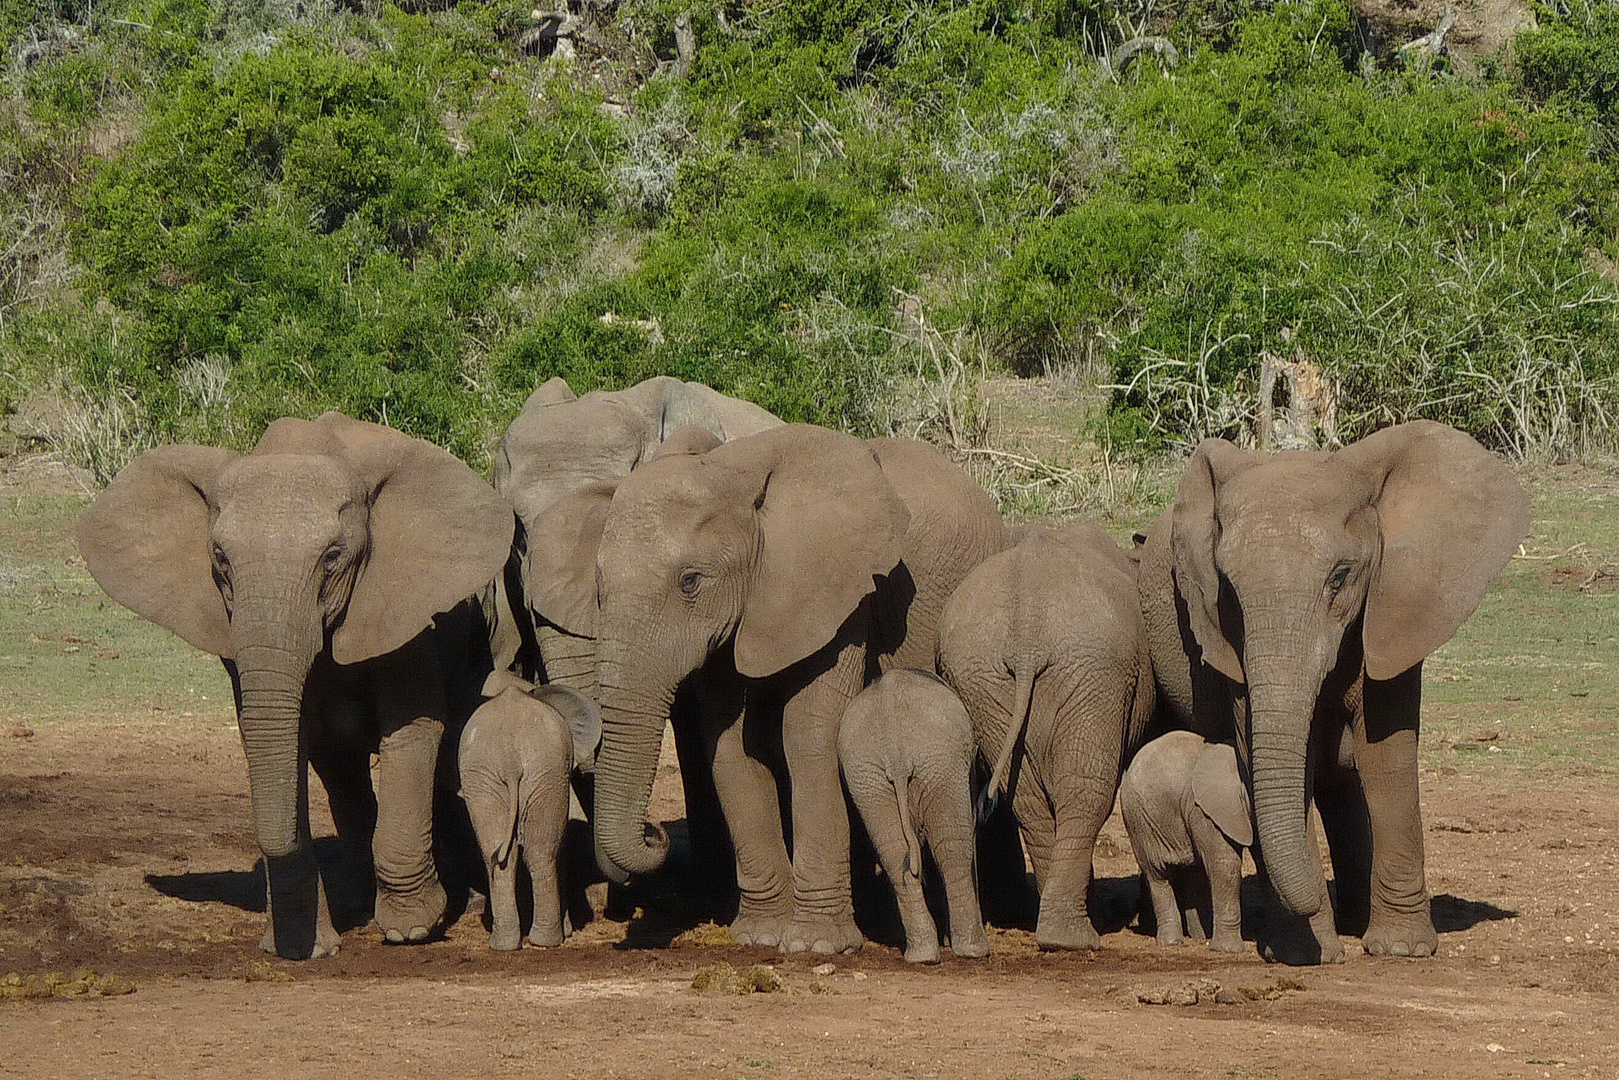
[
  {"x1": 1119, "y1": 730, "x2": 1251, "y2": 953},
  {"x1": 838, "y1": 669, "x2": 989, "y2": 964},
  {"x1": 458, "y1": 674, "x2": 600, "y2": 951}
]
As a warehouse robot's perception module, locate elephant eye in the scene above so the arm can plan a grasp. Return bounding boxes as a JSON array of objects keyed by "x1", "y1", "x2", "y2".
[
  {"x1": 1327, "y1": 564, "x2": 1352, "y2": 592},
  {"x1": 322, "y1": 545, "x2": 344, "y2": 570},
  {"x1": 212, "y1": 546, "x2": 230, "y2": 572},
  {"x1": 679, "y1": 570, "x2": 703, "y2": 598}
]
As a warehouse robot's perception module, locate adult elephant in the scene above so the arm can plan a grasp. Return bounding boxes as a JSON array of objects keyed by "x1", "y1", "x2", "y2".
[
  {"x1": 493, "y1": 375, "x2": 782, "y2": 692},
  {"x1": 536, "y1": 424, "x2": 1004, "y2": 953},
  {"x1": 77, "y1": 413, "x2": 512, "y2": 958},
  {"x1": 1137, "y1": 420, "x2": 1528, "y2": 962}
]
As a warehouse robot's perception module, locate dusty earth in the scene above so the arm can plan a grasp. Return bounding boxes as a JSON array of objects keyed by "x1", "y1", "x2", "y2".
[{"x1": 1, "y1": 713, "x2": 1615, "y2": 1079}]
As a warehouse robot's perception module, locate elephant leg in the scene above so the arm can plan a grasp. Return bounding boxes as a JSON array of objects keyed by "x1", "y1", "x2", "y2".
[
  {"x1": 674, "y1": 677, "x2": 735, "y2": 911},
  {"x1": 849, "y1": 771, "x2": 940, "y2": 963},
  {"x1": 308, "y1": 747, "x2": 377, "y2": 853},
  {"x1": 1315, "y1": 760, "x2": 1373, "y2": 938},
  {"x1": 779, "y1": 639, "x2": 866, "y2": 955},
  {"x1": 522, "y1": 783, "x2": 570, "y2": 948},
  {"x1": 1143, "y1": 867, "x2": 1183, "y2": 946},
  {"x1": 257, "y1": 734, "x2": 342, "y2": 959},
  {"x1": 1191, "y1": 817, "x2": 1246, "y2": 953},
  {"x1": 1033, "y1": 737, "x2": 1113, "y2": 952},
  {"x1": 927, "y1": 791, "x2": 988, "y2": 960},
  {"x1": 1011, "y1": 773, "x2": 1055, "y2": 891},
  {"x1": 371, "y1": 715, "x2": 448, "y2": 944},
  {"x1": 705, "y1": 677, "x2": 794, "y2": 947},
  {"x1": 486, "y1": 852, "x2": 521, "y2": 951},
  {"x1": 1356, "y1": 663, "x2": 1435, "y2": 958}
]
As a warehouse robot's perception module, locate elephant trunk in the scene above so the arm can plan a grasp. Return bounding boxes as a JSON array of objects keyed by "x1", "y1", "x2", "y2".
[
  {"x1": 236, "y1": 648, "x2": 318, "y2": 859},
  {"x1": 592, "y1": 658, "x2": 674, "y2": 883},
  {"x1": 1243, "y1": 608, "x2": 1336, "y2": 919}
]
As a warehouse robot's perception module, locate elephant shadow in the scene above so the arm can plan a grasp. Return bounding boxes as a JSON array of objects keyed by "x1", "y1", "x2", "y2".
[
  {"x1": 1431, "y1": 893, "x2": 1517, "y2": 932},
  {"x1": 144, "y1": 837, "x2": 378, "y2": 933},
  {"x1": 1122, "y1": 874, "x2": 1519, "y2": 953}
]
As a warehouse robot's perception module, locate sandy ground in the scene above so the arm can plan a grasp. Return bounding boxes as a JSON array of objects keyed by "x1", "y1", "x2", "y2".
[{"x1": 1, "y1": 715, "x2": 1615, "y2": 1079}]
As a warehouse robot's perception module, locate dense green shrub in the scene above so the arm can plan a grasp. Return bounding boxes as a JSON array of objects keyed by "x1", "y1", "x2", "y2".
[
  {"x1": 1516, "y1": 2, "x2": 1619, "y2": 132},
  {"x1": 3, "y1": 0, "x2": 1618, "y2": 471}
]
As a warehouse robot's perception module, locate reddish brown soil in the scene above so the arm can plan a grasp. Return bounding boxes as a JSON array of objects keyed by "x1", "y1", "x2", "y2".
[{"x1": 1, "y1": 717, "x2": 1615, "y2": 1079}]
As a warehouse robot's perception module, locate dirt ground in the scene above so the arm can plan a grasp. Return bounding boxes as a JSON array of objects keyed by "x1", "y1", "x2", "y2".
[{"x1": 1, "y1": 713, "x2": 1615, "y2": 1079}]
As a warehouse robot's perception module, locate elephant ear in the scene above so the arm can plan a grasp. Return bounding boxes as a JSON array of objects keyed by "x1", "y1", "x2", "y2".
[
  {"x1": 1340, "y1": 420, "x2": 1530, "y2": 681},
  {"x1": 1192, "y1": 741, "x2": 1252, "y2": 848},
  {"x1": 76, "y1": 445, "x2": 240, "y2": 658},
  {"x1": 524, "y1": 480, "x2": 616, "y2": 638},
  {"x1": 727, "y1": 425, "x2": 909, "y2": 679},
  {"x1": 529, "y1": 684, "x2": 602, "y2": 770},
  {"x1": 319, "y1": 415, "x2": 515, "y2": 665},
  {"x1": 1170, "y1": 439, "x2": 1258, "y2": 683}
]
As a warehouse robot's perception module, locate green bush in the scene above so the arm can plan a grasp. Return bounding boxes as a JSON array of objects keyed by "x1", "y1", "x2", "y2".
[{"x1": 3, "y1": 0, "x2": 1618, "y2": 472}]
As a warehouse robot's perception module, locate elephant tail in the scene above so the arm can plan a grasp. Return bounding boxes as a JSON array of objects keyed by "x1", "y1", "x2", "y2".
[
  {"x1": 494, "y1": 782, "x2": 521, "y2": 869},
  {"x1": 896, "y1": 772, "x2": 924, "y2": 884},
  {"x1": 978, "y1": 664, "x2": 1037, "y2": 825}
]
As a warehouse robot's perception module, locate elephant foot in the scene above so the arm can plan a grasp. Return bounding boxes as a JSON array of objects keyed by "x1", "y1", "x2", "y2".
[
  {"x1": 259, "y1": 917, "x2": 340, "y2": 959},
  {"x1": 1260, "y1": 920, "x2": 1345, "y2": 965},
  {"x1": 488, "y1": 925, "x2": 522, "y2": 952},
  {"x1": 1362, "y1": 910, "x2": 1437, "y2": 958},
  {"x1": 729, "y1": 904, "x2": 792, "y2": 949},
  {"x1": 1208, "y1": 934, "x2": 1246, "y2": 954},
  {"x1": 527, "y1": 922, "x2": 566, "y2": 949},
  {"x1": 949, "y1": 924, "x2": 990, "y2": 960},
  {"x1": 376, "y1": 879, "x2": 447, "y2": 945},
  {"x1": 785, "y1": 912, "x2": 864, "y2": 955},
  {"x1": 1154, "y1": 930, "x2": 1185, "y2": 948},
  {"x1": 903, "y1": 941, "x2": 942, "y2": 964},
  {"x1": 1036, "y1": 900, "x2": 1101, "y2": 951}
]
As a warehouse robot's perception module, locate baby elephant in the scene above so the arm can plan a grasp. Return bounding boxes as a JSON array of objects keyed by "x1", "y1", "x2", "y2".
[
  {"x1": 459, "y1": 674, "x2": 601, "y2": 951},
  {"x1": 1119, "y1": 730, "x2": 1251, "y2": 952},
  {"x1": 839, "y1": 670, "x2": 990, "y2": 964}
]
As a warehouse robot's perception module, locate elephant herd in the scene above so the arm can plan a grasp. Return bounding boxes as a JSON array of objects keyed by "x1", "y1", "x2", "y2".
[{"x1": 74, "y1": 376, "x2": 1530, "y2": 966}]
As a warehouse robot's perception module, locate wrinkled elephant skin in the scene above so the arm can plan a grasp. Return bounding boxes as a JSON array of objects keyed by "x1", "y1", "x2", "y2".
[
  {"x1": 77, "y1": 413, "x2": 512, "y2": 958},
  {"x1": 1137, "y1": 421, "x2": 1529, "y2": 963}
]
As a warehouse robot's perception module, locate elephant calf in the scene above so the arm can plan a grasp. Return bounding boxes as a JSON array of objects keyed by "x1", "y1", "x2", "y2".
[
  {"x1": 459, "y1": 676, "x2": 600, "y2": 950},
  {"x1": 838, "y1": 670, "x2": 989, "y2": 964},
  {"x1": 1120, "y1": 731, "x2": 1251, "y2": 952}
]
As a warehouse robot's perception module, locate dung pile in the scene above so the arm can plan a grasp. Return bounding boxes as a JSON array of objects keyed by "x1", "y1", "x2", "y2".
[
  {"x1": 690, "y1": 962, "x2": 783, "y2": 995},
  {"x1": 1119, "y1": 976, "x2": 1306, "y2": 1006},
  {"x1": 1, "y1": 970, "x2": 137, "y2": 1000}
]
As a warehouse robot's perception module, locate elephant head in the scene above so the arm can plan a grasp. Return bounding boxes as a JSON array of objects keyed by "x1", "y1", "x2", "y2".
[
  {"x1": 547, "y1": 424, "x2": 909, "y2": 882},
  {"x1": 1169, "y1": 420, "x2": 1528, "y2": 916},
  {"x1": 492, "y1": 375, "x2": 781, "y2": 530},
  {"x1": 77, "y1": 413, "x2": 511, "y2": 954}
]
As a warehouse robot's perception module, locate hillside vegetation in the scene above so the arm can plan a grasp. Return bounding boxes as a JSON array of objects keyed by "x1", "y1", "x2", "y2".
[{"x1": 2, "y1": 0, "x2": 1617, "y2": 480}]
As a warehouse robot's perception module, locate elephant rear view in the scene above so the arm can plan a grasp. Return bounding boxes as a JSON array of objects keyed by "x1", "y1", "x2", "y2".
[
  {"x1": 459, "y1": 676, "x2": 601, "y2": 950},
  {"x1": 77, "y1": 413, "x2": 512, "y2": 958},
  {"x1": 838, "y1": 669, "x2": 989, "y2": 964},
  {"x1": 938, "y1": 522, "x2": 1154, "y2": 951}
]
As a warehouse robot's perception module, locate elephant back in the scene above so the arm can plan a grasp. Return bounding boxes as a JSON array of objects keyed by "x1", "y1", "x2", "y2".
[{"x1": 865, "y1": 438, "x2": 1006, "y2": 672}]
